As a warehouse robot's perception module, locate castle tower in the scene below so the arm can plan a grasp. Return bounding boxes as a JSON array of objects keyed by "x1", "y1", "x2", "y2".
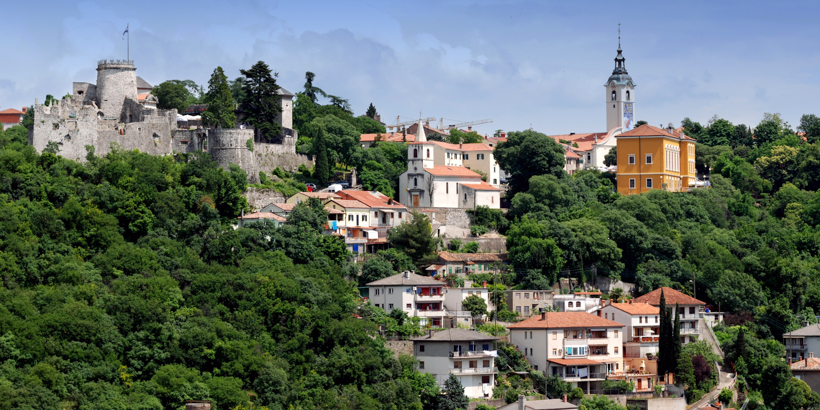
[
  {"x1": 96, "y1": 60, "x2": 138, "y2": 121},
  {"x1": 605, "y1": 35, "x2": 635, "y2": 132}
]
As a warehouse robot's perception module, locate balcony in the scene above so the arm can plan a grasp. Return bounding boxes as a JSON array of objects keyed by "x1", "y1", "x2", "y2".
[
  {"x1": 786, "y1": 344, "x2": 807, "y2": 351},
  {"x1": 450, "y1": 351, "x2": 497, "y2": 359},
  {"x1": 450, "y1": 367, "x2": 497, "y2": 375},
  {"x1": 415, "y1": 309, "x2": 444, "y2": 317},
  {"x1": 631, "y1": 336, "x2": 660, "y2": 343},
  {"x1": 414, "y1": 293, "x2": 444, "y2": 301},
  {"x1": 680, "y1": 327, "x2": 700, "y2": 334},
  {"x1": 562, "y1": 372, "x2": 607, "y2": 381}
]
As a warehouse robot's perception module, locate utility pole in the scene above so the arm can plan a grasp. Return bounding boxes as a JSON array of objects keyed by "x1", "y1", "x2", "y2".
[{"x1": 693, "y1": 271, "x2": 696, "y2": 300}]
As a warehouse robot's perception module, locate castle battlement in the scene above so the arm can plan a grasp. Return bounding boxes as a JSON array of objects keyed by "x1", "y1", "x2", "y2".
[{"x1": 97, "y1": 60, "x2": 135, "y2": 70}]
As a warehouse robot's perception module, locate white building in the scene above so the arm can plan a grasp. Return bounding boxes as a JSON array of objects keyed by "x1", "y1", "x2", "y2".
[
  {"x1": 367, "y1": 271, "x2": 446, "y2": 328},
  {"x1": 412, "y1": 329, "x2": 499, "y2": 399},
  {"x1": 399, "y1": 121, "x2": 501, "y2": 209},
  {"x1": 508, "y1": 312, "x2": 625, "y2": 394},
  {"x1": 443, "y1": 287, "x2": 495, "y2": 327}
]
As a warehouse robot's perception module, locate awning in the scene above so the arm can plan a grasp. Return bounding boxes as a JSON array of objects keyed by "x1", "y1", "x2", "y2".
[
  {"x1": 363, "y1": 230, "x2": 379, "y2": 239},
  {"x1": 548, "y1": 358, "x2": 602, "y2": 366}
]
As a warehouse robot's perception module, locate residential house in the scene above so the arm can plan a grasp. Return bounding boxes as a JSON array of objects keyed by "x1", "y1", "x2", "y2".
[
  {"x1": 443, "y1": 287, "x2": 495, "y2": 327},
  {"x1": 336, "y1": 189, "x2": 408, "y2": 230},
  {"x1": 259, "y1": 202, "x2": 297, "y2": 217},
  {"x1": 791, "y1": 355, "x2": 820, "y2": 393},
  {"x1": 367, "y1": 271, "x2": 446, "y2": 327},
  {"x1": 599, "y1": 301, "x2": 661, "y2": 392},
  {"x1": 236, "y1": 212, "x2": 286, "y2": 228},
  {"x1": 432, "y1": 251, "x2": 508, "y2": 278},
  {"x1": 615, "y1": 123, "x2": 696, "y2": 195},
  {"x1": 784, "y1": 324, "x2": 820, "y2": 361},
  {"x1": 286, "y1": 191, "x2": 340, "y2": 204},
  {"x1": 0, "y1": 108, "x2": 25, "y2": 130},
  {"x1": 506, "y1": 290, "x2": 554, "y2": 318},
  {"x1": 553, "y1": 292, "x2": 604, "y2": 314},
  {"x1": 399, "y1": 121, "x2": 501, "y2": 209},
  {"x1": 497, "y1": 395, "x2": 577, "y2": 410},
  {"x1": 633, "y1": 287, "x2": 706, "y2": 344},
  {"x1": 412, "y1": 328, "x2": 499, "y2": 398},
  {"x1": 508, "y1": 312, "x2": 625, "y2": 393},
  {"x1": 324, "y1": 198, "x2": 373, "y2": 255},
  {"x1": 359, "y1": 132, "x2": 416, "y2": 148}
]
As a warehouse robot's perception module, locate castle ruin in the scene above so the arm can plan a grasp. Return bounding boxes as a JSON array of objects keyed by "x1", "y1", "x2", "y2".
[{"x1": 30, "y1": 60, "x2": 311, "y2": 182}]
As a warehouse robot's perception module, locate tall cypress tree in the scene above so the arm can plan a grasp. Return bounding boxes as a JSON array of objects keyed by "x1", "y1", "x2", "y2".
[
  {"x1": 239, "y1": 61, "x2": 282, "y2": 142},
  {"x1": 313, "y1": 127, "x2": 330, "y2": 184},
  {"x1": 658, "y1": 290, "x2": 668, "y2": 376},
  {"x1": 201, "y1": 67, "x2": 236, "y2": 129},
  {"x1": 671, "y1": 302, "x2": 682, "y2": 375}
]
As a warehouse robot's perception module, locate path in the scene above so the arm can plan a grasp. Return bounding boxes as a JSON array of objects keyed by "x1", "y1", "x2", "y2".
[{"x1": 687, "y1": 363, "x2": 735, "y2": 409}]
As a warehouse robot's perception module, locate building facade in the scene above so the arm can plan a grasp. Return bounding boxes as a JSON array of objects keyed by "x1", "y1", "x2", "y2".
[
  {"x1": 632, "y1": 287, "x2": 705, "y2": 344},
  {"x1": 412, "y1": 329, "x2": 498, "y2": 399},
  {"x1": 615, "y1": 124, "x2": 696, "y2": 195},
  {"x1": 367, "y1": 271, "x2": 446, "y2": 327},
  {"x1": 784, "y1": 324, "x2": 820, "y2": 362}
]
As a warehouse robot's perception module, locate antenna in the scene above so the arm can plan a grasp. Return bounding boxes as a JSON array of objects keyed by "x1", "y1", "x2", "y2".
[{"x1": 618, "y1": 23, "x2": 621, "y2": 48}]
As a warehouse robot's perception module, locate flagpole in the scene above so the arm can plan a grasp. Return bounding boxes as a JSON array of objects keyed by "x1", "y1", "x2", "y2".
[{"x1": 127, "y1": 30, "x2": 130, "y2": 61}]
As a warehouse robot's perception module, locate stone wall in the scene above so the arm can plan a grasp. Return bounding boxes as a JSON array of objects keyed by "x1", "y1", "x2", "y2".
[
  {"x1": 383, "y1": 341, "x2": 413, "y2": 359},
  {"x1": 442, "y1": 237, "x2": 507, "y2": 253},
  {"x1": 254, "y1": 136, "x2": 313, "y2": 173},
  {"x1": 245, "y1": 187, "x2": 286, "y2": 210},
  {"x1": 208, "y1": 129, "x2": 259, "y2": 183},
  {"x1": 96, "y1": 60, "x2": 138, "y2": 120},
  {"x1": 417, "y1": 207, "x2": 472, "y2": 229},
  {"x1": 627, "y1": 397, "x2": 686, "y2": 410},
  {"x1": 466, "y1": 399, "x2": 506, "y2": 410}
]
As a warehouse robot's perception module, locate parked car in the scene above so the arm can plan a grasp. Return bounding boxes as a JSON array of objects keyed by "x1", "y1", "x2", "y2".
[
  {"x1": 305, "y1": 183, "x2": 317, "y2": 191},
  {"x1": 334, "y1": 180, "x2": 350, "y2": 189}
]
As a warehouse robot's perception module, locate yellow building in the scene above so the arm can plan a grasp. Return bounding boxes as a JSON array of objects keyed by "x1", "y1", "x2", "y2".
[{"x1": 615, "y1": 124, "x2": 696, "y2": 195}]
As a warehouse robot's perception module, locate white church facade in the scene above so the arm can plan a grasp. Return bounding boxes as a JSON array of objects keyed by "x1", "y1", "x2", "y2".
[{"x1": 398, "y1": 123, "x2": 501, "y2": 209}]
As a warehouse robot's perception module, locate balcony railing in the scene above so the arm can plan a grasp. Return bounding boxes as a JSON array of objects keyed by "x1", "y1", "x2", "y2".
[
  {"x1": 450, "y1": 367, "x2": 497, "y2": 374},
  {"x1": 680, "y1": 327, "x2": 700, "y2": 334},
  {"x1": 562, "y1": 372, "x2": 607, "y2": 380},
  {"x1": 450, "y1": 351, "x2": 497, "y2": 358},
  {"x1": 564, "y1": 338, "x2": 589, "y2": 347},
  {"x1": 414, "y1": 293, "x2": 444, "y2": 301}
]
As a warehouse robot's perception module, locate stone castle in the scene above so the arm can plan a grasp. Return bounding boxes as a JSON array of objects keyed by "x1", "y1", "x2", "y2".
[{"x1": 30, "y1": 60, "x2": 311, "y2": 182}]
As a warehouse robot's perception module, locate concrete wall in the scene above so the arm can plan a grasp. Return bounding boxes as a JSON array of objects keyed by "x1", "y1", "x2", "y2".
[{"x1": 627, "y1": 397, "x2": 686, "y2": 410}]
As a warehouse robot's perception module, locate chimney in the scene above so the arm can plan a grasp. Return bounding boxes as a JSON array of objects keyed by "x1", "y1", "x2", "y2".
[
  {"x1": 403, "y1": 271, "x2": 410, "y2": 279},
  {"x1": 501, "y1": 132, "x2": 506, "y2": 138},
  {"x1": 483, "y1": 281, "x2": 487, "y2": 288},
  {"x1": 518, "y1": 395, "x2": 526, "y2": 410},
  {"x1": 468, "y1": 126, "x2": 472, "y2": 131},
  {"x1": 459, "y1": 142, "x2": 463, "y2": 149},
  {"x1": 562, "y1": 394, "x2": 568, "y2": 403},
  {"x1": 541, "y1": 312, "x2": 546, "y2": 320}
]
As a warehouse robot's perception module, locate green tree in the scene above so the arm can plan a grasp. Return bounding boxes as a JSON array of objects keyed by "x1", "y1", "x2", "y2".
[
  {"x1": 494, "y1": 129, "x2": 567, "y2": 196},
  {"x1": 635, "y1": 120, "x2": 648, "y2": 127},
  {"x1": 579, "y1": 394, "x2": 627, "y2": 410},
  {"x1": 703, "y1": 117, "x2": 734, "y2": 146},
  {"x1": 462, "y1": 294, "x2": 487, "y2": 319},
  {"x1": 447, "y1": 129, "x2": 484, "y2": 144},
  {"x1": 604, "y1": 146, "x2": 617, "y2": 166},
  {"x1": 676, "y1": 353, "x2": 695, "y2": 388},
  {"x1": 152, "y1": 81, "x2": 191, "y2": 112},
  {"x1": 389, "y1": 212, "x2": 437, "y2": 267},
  {"x1": 755, "y1": 113, "x2": 789, "y2": 146},
  {"x1": 439, "y1": 374, "x2": 469, "y2": 410},
  {"x1": 312, "y1": 125, "x2": 330, "y2": 184},
  {"x1": 21, "y1": 104, "x2": 34, "y2": 129},
  {"x1": 366, "y1": 103, "x2": 377, "y2": 119},
  {"x1": 799, "y1": 114, "x2": 820, "y2": 143},
  {"x1": 303, "y1": 71, "x2": 327, "y2": 103},
  {"x1": 361, "y1": 256, "x2": 394, "y2": 285},
  {"x1": 658, "y1": 290, "x2": 669, "y2": 376},
  {"x1": 201, "y1": 67, "x2": 236, "y2": 128},
  {"x1": 671, "y1": 303, "x2": 682, "y2": 375},
  {"x1": 240, "y1": 61, "x2": 283, "y2": 141}
]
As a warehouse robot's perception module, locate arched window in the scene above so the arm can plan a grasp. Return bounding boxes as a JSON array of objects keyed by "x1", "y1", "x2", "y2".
[
  {"x1": 414, "y1": 177, "x2": 418, "y2": 187},
  {"x1": 611, "y1": 91, "x2": 616, "y2": 101},
  {"x1": 426, "y1": 149, "x2": 430, "y2": 158},
  {"x1": 413, "y1": 148, "x2": 418, "y2": 158},
  {"x1": 626, "y1": 91, "x2": 630, "y2": 100}
]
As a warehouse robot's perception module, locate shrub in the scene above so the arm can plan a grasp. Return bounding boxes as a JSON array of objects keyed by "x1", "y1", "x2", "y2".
[
  {"x1": 448, "y1": 239, "x2": 462, "y2": 251},
  {"x1": 462, "y1": 241, "x2": 480, "y2": 253},
  {"x1": 718, "y1": 388, "x2": 732, "y2": 405},
  {"x1": 471, "y1": 225, "x2": 489, "y2": 236}
]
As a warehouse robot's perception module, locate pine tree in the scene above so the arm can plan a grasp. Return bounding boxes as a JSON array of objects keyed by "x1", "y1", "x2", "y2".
[
  {"x1": 313, "y1": 126, "x2": 330, "y2": 184},
  {"x1": 658, "y1": 290, "x2": 668, "y2": 376},
  {"x1": 201, "y1": 66, "x2": 236, "y2": 129},
  {"x1": 671, "y1": 302, "x2": 682, "y2": 375},
  {"x1": 439, "y1": 374, "x2": 469, "y2": 410},
  {"x1": 239, "y1": 61, "x2": 282, "y2": 142},
  {"x1": 366, "y1": 103, "x2": 377, "y2": 119}
]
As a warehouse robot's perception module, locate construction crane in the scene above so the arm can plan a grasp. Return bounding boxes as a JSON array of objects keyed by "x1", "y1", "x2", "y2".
[
  {"x1": 439, "y1": 118, "x2": 493, "y2": 131},
  {"x1": 386, "y1": 116, "x2": 437, "y2": 131}
]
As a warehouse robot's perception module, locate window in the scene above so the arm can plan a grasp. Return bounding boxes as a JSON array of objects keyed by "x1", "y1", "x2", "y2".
[
  {"x1": 446, "y1": 183, "x2": 449, "y2": 194},
  {"x1": 483, "y1": 360, "x2": 490, "y2": 367},
  {"x1": 525, "y1": 332, "x2": 528, "y2": 339},
  {"x1": 464, "y1": 154, "x2": 469, "y2": 160},
  {"x1": 628, "y1": 154, "x2": 635, "y2": 165},
  {"x1": 524, "y1": 306, "x2": 530, "y2": 314},
  {"x1": 348, "y1": 215, "x2": 354, "y2": 221},
  {"x1": 426, "y1": 149, "x2": 430, "y2": 158},
  {"x1": 646, "y1": 154, "x2": 653, "y2": 164},
  {"x1": 469, "y1": 360, "x2": 477, "y2": 369},
  {"x1": 464, "y1": 193, "x2": 467, "y2": 201},
  {"x1": 493, "y1": 179, "x2": 497, "y2": 184},
  {"x1": 524, "y1": 293, "x2": 530, "y2": 299},
  {"x1": 388, "y1": 303, "x2": 393, "y2": 309},
  {"x1": 419, "y1": 345, "x2": 425, "y2": 352},
  {"x1": 530, "y1": 331, "x2": 533, "y2": 339},
  {"x1": 689, "y1": 307, "x2": 695, "y2": 314},
  {"x1": 453, "y1": 360, "x2": 462, "y2": 369},
  {"x1": 362, "y1": 215, "x2": 368, "y2": 222},
  {"x1": 516, "y1": 293, "x2": 521, "y2": 299},
  {"x1": 399, "y1": 212, "x2": 402, "y2": 219},
  {"x1": 447, "y1": 153, "x2": 451, "y2": 159},
  {"x1": 516, "y1": 306, "x2": 521, "y2": 313},
  {"x1": 614, "y1": 330, "x2": 618, "y2": 337},
  {"x1": 614, "y1": 346, "x2": 619, "y2": 354},
  {"x1": 482, "y1": 375, "x2": 491, "y2": 383},
  {"x1": 375, "y1": 289, "x2": 380, "y2": 296},
  {"x1": 639, "y1": 316, "x2": 642, "y2": 323},
  {"x1": 406, "y1": 303, "x2": 411, "y2": 309},
  {"x1": 626, "y1": 90, "x2": 630, "y2": 100},
  {"x1": 611, "y1": 91, "x2": 616, "y2": 101},
  {"x1": 414, "y1": 177, "x2": 418, "y2": 187},
  {"x1": 483, "y1": 343, "x2": 490, "y2": 350},
  {"x1": 655, "y1": 316, "x2": 658, "y2": 323},
  {"x1": 646, "y1": 178, "x2": 653, "y2": 189},
  {"x1": 553, "y1": 331, "x2": 557, "y2": 340},
  {"x1": 388, "y1": 288, "x2": 394, "y2": 294},
  {"x1": 413, "y1": 148, "x2": 418, "y2": 158},
  {"x1": 419, "y1": 361, "x2": 424, "y2": 369},
  {"x1": 629, "y1": 179, "x2": 636, "y2": 189},
  {"x1": 552, "y1": 348, "x2": 558, "y2": 356}
]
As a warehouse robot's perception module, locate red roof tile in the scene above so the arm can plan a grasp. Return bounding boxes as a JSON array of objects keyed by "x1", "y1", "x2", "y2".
[
  {"x1": 507, "y1": 312, "x2": 624, "y2": 329},
  {"x1": 633, "y1": 287, "x2": 706, "y2": 306},
  {"x1": 239, "y1": 212, "x2": 286, "y2": 222},
  {"x1": 438, "y1": 251, "x2": 507, "y2": 262},
  {"x1": 426, "y1": 166, "x2": 481, "y2": 178},
  {"x1": 609, "y1": 302, "x2": 659, "y2": 315},
  {"x1": 326, "y1": 199, "x2": 370, "y2": 209},
  {"x1": 548, "y1": 358, "x2": 603, "y2": 366},
  {"x1": 460, "y1": 143, "x2": 494, "y2": 151},
  {"x1": 338, "y1": 190, "x2": 407, "y2": 209},
  {"x1": 618, "y1": 124, "x2": 697, "y2": 141},
  {"x1": 0, "y1": 108, "x2": 24, "y2": 115},
  {"x1": 790, "y1": 357, "x2": 820, "y2": 370},
  {"x1": 459, "y1": 181, "x2": 500, "y2": 191}
]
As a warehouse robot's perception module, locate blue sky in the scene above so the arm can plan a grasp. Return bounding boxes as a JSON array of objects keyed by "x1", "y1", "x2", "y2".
[{"x1": 2, "y1": 0, "x2": 818, "y2": 135}]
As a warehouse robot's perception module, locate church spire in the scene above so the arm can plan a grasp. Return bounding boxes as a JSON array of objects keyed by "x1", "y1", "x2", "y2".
[
  {"x1": 416, "y1": 119, "x2": 426, "y2": 142},
  {"x1": 612, "y1": 25, "x2": 628, "y2": 76}
]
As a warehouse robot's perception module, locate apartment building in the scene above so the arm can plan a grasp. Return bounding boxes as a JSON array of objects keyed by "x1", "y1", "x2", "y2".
[
  {"x1": 599, "y1": 301, "x2": 661, "y2": 392},
  {"x1": 508, "y1": 312, "x2": 624, "y2": 393},
  {"x1": 784, "y1": 324, "x2": 820, "y2": 362},
  {"x1": 506, "y1": 290, "x2": 554, "y2": 318},
  {"x1": 367, "y1": 271, "x2": 446, "y2": 327},
  {"x1": 443, "y1": 287, "x2": 494, "y2": 327},
  {"x1": 615, "y1": 124, "x2": 696, "y2": 195},
  {"x1": 413, "y1": 329, "x2": 498, "y2": 398},
  {"x1": 633, "y1": 287, "x2": 706, "y2": 344},
  {"x1": 428, "y1": 251, "x2": 507, "y2": 278}
]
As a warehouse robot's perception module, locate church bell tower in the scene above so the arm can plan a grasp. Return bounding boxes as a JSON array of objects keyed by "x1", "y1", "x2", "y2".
[{"x1": 605, "y1": 28, "x2": 635, "y2": 132}]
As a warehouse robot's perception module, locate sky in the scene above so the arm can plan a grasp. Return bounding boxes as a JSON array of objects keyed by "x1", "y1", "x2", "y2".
[{"x1": 2, "y1": 0, "x2": 819, "y2": 135}]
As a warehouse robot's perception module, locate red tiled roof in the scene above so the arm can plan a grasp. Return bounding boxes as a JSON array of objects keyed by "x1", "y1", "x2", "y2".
[
  {"x1": 618, "y1": 124, "x2": 697, "y2": 142},
  {"x1": 407, "y1": 141, "x2": 494, "y2": 152},
  {"x1": 339, "y1": 190, "x2": 407, "y2": 209},
  {"x1": 324, "y1": 207, "x2": 344, "y2": 214},
  {"x1": 791, "y1": 357, "x2": 820, "y2": 370},
  {"x1": 326, "y1": 199, "x2": 370, "y2": 209},
  {"x1": 266, "y1": 203, "x2": 297, "y2": 211},
  {"x1": 438, "y1": 251, "x2": 507, "y2": 262},
  {"x1": 426, "y1": 166, "x2": 481, "y2": 178},
  {"x1": 239, "y1": 212, "x2": 286, "y2": 222},
  {"x1": 460, "y1": 143, "x2": 494, "y2": 151},
  {"x1": 507, "y1": 312, "x2": 624, "y2": 329},
  {"x1": 609, "y1": 302, "x2": 659, "y2": 315},
  {"x1": 294, "y1": 192, "x2": 341, "y2": 200},
  {"x1": 407, "y1": 140, "x2": 463, "y2": 150},
  {"x1": 565, "y1": 151, "x2": 581, "y2": 158},
  {"x1": 633, "y1": 287, "x2": 706, "y2": 306},
  {"x1": 0, "y1": 108, "x2": 24, "y2": 115},
  {"x1": 360, "y1": 132, "x2": 416, "y2": 143},
  {"x1": 548, "y1": 358, "x2": 603, "y2": 366},
  {"x1": 459, "y1": 181, "x2": 500, "y2": 191}
]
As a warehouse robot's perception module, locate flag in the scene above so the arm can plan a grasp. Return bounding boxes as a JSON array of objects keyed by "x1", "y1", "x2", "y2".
[{"x1": 122, "y1": 24, "x2": 129, "y2": 40}]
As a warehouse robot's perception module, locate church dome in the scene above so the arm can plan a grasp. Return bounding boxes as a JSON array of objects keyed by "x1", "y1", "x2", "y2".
[{"x1": 606, "y1": 48, "x2": 634, "y2": 86}]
